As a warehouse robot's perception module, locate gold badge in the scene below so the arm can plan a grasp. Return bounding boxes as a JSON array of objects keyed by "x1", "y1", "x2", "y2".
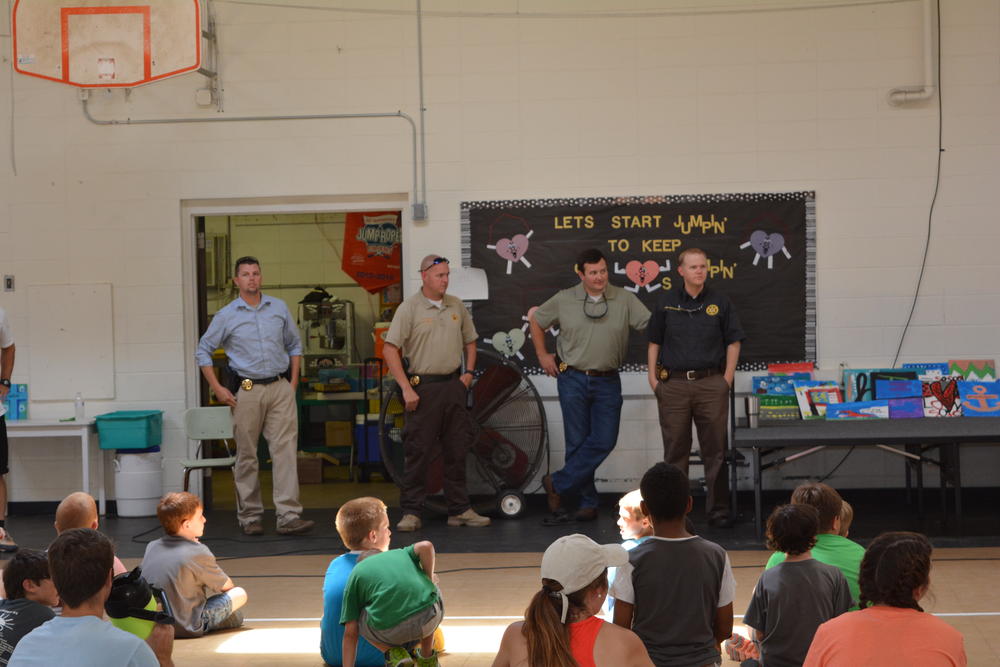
[
  {"x1": 706, "y1": 304, "x2": 719, "y2": 316},
  {"x1": 241, "y1": 378, "x2": 253, "y2": 391},
  {"x1": 452, "y1": 313, "x2": 458, "y2": 321},
  {"x1": 658, "y1": 368, "x2": 670, "y2": 381},
  {"x1": 558, "y1": 362, "x2": 568, "y2": 373},
  {"x1": 409, "y1": 375, "x2": 421, "y2": 387}
]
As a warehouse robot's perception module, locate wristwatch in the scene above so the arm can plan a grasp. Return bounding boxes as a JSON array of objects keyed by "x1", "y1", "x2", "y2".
[{"x1": 0, "y1": 379, "x2": 9, "y2": 387}]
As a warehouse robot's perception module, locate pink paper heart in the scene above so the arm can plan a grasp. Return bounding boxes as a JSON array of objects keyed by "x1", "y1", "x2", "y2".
[
  {"x1": 625, "y1": 260, "x2": 660, "y2": 287},
  {"x1": 495, "y1": 234, "x2": 529, "y2": 261}
]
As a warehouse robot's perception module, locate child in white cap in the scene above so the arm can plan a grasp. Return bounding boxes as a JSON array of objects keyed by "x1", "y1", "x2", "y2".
[{"x1": 492, "y1": 533, "x2": 653, "y2": 667}]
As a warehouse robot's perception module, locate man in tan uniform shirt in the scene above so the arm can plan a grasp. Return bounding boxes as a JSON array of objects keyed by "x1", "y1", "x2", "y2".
[
  {"x1": 529, "y1": 248, "x2": 651, "y2": 524},
  {"x1": 383, "y1": 255, "x2": 491, "y2": 532}
]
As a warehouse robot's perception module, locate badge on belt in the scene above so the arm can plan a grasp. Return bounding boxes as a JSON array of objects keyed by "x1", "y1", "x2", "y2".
[
  {"x1": 241, "y1": 378, "x2": 253, "y2": 391},
  {"x1": 658, "y1": 367, "x2": 670, "y2": 381},
  {"x1": 558, "y1": 362, "x2": 568, "y2": 373},
  {"x1": 409, "y1": 375, "x2": 421, "y2": 387}
]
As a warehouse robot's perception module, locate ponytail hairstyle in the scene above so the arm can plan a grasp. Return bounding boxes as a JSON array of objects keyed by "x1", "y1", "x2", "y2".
[
  {"x1": 858, "y1": 531, "x2": 932, "y2": 611},
  {"x1": 522, "y1": 571, "x2": 608, "y2": 667}
]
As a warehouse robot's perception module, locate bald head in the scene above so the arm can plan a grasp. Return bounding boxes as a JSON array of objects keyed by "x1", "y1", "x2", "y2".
[{"x1": 54, "y1": 492, "x2": 99, "y2": 534}]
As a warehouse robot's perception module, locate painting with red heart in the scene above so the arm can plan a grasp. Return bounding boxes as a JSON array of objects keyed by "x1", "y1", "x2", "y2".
[{"x1": 922, "y1": 377, "x2": 962, "y2": 417}]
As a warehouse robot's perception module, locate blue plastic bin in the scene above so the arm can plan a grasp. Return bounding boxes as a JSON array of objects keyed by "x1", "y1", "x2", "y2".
[{"x1": 95, "y1": 410, "x2": 163, "y2": 450}]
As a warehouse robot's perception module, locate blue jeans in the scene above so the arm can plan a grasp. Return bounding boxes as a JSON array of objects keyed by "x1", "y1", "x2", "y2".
[{"x1": 552, "y1": 370, "x2": 623, "y2": 510}]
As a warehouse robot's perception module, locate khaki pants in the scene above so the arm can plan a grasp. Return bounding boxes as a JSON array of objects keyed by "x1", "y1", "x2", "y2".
[
  {"x1": 655, "y1": 374, "x2": 731, "y2": 517},
  {"x1": 232, "y1": 378, "x2": 302, "y2": 527}
]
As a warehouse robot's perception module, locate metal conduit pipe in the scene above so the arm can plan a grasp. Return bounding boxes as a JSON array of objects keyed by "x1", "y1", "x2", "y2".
[
  {"x1": 80, "y1": 94, "x2": 425, "y2": 220},
  {"x1": 887, "y1": 0, "x2": 937, "y2": 106}
]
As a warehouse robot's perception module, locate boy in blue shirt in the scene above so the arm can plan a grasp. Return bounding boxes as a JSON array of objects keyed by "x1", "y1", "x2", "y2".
[{"x1": 321, "y1": 497, "x2": 389, "y2": 666}]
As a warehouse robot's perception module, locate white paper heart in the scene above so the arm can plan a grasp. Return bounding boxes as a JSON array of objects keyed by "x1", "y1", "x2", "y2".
[{"x1": 491, "y1": 328, "x2": 526, "y2": 357}]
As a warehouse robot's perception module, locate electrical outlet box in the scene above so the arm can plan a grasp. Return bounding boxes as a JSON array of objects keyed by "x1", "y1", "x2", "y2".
[{"x1": 3, "y1": 275, "x2": 13, "y2": 292}]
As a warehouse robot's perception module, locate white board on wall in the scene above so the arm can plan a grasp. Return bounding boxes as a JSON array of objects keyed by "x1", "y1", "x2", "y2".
[{"x1": 27, "y1": 284, "x2": 115, "y2": 400}]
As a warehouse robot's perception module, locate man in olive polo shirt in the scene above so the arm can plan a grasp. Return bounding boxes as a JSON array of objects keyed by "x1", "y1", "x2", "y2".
[
  {"x1": 383, "y1": 254, "x2": 491, "y2": 532},
  {"x1": 647, "y1": 247, "x2": 744, "y2": 528},
  {"x1": 529, "y1": 248, "x2": 651, "y2": 524}
]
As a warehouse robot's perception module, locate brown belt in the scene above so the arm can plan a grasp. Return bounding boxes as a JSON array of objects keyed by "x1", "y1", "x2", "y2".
[
  {"x1": 561, "y1": 364, "x2": 618, "y2": 378},
  {"x1": 660, "y1": 367, "x2": 721, "y2": 382}
]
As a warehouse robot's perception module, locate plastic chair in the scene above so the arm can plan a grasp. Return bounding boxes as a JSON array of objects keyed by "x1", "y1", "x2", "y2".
[{"x1": 180, "y1": 407, "x2": 237, "y2": 493}]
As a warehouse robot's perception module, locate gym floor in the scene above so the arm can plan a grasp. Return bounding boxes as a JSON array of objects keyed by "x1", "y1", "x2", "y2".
[{"x1": 6, "y1": 468, "x2": 1000, "y2": 665}]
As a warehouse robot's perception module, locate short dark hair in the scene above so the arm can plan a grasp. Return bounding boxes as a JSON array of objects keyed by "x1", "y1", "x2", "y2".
[
  {"x1": 765, "y1": 504, "x2": 819, "y2": 556},
  {"x1": 790, "y1": 482, "x2": 843, "y2": 533},
  {"x1": 234, "y1": 256, "x2": 260, "y2": 275},
  {"x1": 47, "y1": 528, "x2": 114, "y2": 609},
  {"x1": 156, "y1": 492, "x2": 202, "y2": 535},
  {"x1": 859, "y1": 531, "x2": 932, "y2": 611},
  {"x1": 2, "y1": 549, "x2": 50, "y2": 600},
  {"x1": 639, "y1": 462, "x2": 690, "y2": 521},
  {"x1": 575, "y1": 248, "x2": 607, "y2": 274}
]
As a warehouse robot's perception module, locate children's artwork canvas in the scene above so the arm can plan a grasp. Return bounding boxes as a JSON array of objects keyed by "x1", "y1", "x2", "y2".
[
  {"x1": 889, "y1": 398, "x2": 924, "y2": 419},
  {"x1": 903, "y1": 362, "x2": 950, "y2": 380},
  {"x1": 751, "y1": 373, "x2": 812, "y2": 395},
  {"x1": 768, "y1": 362, "x2": 815, "y2": 377},
  {"x1": 922, "y1": 377, "x2": 962, "y2": 417},
  {"x1": 759, "y1": 394, "x2": 800, "y2": 421},
  {"x1": 957, "y1": 381, "x2": 1000, "y2": 417},
  {"x1": 874, "y1": 379, "x2": 923, "y2": 400},
  {"x1": 805, "y1": 386, "x2": 843, "y2": 417},
  {"x1": 948, "y1": 359, "x2": 996, "y2": 382},
  {"x1": 793, "y1": 381, "x2": 842, "y2": 419},
  {"x1": 827, "y1": 400, "x2": 890, "y2": 420},
  {"x1": 843, "y1": 368, "x2": 903, "y2": 402}
]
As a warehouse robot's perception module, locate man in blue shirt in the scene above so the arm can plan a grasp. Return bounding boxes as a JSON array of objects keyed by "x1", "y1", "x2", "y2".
[{"x1": 196, "y1": 256, "x2": 313, "y2": 536}]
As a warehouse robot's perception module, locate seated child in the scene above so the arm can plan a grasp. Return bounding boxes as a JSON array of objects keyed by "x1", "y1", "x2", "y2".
[
  {"x1": 766, "y1": 483, "x2": 864, "y2": 609},
  {"x1": 320, "y1": 497, "x2": 390, "y2": 666},
  {"x1": 0, "y1": 550, "x2": 59, "y2": 662},
  {"x1": 604, "y1": 489, "x2": 653, "y2": 616},
  {"x1": 610, "y1": 462, "x2": 735, "y2": 667},
  {"x1": 341, "y1": 539, "x2": 443, "y2": 667},
  {"x1": 837, "y1": 500, "x2": 853, "y2": 537},
  {"x1": 140, "y1": 492, "x2": 247, "y2": 638},
  {"x1": 55, "y1": 491, "x2": 128, "y2": 576},
  {"x1": 742, "y1": 504, "x2": 852, "y2": 667}
]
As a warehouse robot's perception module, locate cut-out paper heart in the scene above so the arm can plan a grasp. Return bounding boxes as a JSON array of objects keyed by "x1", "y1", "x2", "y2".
[
  {"x1": 749, "y1": 230, "x2": 785, "y2": 258},
  {"x1": 625, "y1": 260, "x2": 660, "y2": 287},
  {"x1": 495, "y1": 234, "x2": 530, "y2": 262},
  {"x1": 491, "y1": 328, "x2": 526, "y2": 357}
]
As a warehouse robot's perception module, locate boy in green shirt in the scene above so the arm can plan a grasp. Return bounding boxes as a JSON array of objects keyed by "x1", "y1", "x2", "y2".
[{"x1": 341, "y1": 540, "x2": 442, "y2": 667}]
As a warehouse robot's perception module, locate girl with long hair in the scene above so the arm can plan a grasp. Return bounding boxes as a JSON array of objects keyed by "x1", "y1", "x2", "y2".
[{"x1": 492, "y1": 534, "x2": 652, "y2": 667}]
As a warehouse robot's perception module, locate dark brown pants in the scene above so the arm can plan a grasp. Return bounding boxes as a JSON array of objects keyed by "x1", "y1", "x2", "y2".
[
  {"x1": 655, "y1": 373, "x2": 731, "y2": 517},
  {"x1": 400, "y1": 378, "x2": 475, "y2": 516}
]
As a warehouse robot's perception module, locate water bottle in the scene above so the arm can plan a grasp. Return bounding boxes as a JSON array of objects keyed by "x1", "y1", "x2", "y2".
[{"x1": 74, "y1": 393, "x2": 85, "y2": 421}]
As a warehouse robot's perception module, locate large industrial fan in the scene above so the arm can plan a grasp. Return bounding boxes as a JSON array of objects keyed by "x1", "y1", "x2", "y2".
[{"x1": 378, "y1": 348, "x2": 547, "y2": 518}]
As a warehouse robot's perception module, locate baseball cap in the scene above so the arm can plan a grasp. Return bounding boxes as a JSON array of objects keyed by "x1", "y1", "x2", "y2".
[{"x1": 541, "y1": 534, "x2": 628, "y2": 622}]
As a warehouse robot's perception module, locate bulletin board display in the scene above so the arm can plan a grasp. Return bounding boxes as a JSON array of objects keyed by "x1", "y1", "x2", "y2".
[{"x1": 461, "y1": 192, "x2": 816, "y2": 374}]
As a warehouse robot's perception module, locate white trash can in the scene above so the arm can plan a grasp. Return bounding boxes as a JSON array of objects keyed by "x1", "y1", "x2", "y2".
[{"x1": 114, "y1": 451, "x2": 163, "y2": 517}]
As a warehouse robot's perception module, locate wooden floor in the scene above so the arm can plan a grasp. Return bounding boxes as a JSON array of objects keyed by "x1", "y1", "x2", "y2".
[{"x1": 127, "y1": 547, "x2": 1000, "y2": 666}]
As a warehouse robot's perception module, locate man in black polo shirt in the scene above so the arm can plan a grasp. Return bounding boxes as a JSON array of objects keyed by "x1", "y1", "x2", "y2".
[{"x1": 646, "y1": 248, "x2": 744, "y2": 527}]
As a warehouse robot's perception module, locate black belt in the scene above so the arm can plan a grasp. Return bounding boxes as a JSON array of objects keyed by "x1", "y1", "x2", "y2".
[
  {"x1": 559, "y1": 363, "x2": 618, "y2": 378},
  {"x1": 659, "y1": 367, "x2": 721, "y2": 382},
  {"x1": 238, "y1": 375, "x2": 283, "y2": 391},
  {"x1": 407, "y1": 370, "x2": 460, "y2": 387}
]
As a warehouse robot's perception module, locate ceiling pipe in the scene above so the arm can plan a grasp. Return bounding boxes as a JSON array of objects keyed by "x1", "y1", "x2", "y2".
[{"x1": 887, "y1": 0, "x2": 938, "y2": 106}]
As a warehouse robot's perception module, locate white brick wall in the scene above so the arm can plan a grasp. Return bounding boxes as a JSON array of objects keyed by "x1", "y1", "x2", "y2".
[{"x1": 0, "y1": 0, "x2": 998, "y2": 503}]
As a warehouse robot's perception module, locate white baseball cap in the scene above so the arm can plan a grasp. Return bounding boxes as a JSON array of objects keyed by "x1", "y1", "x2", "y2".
[{"x1": 541, "y1": 534, "x2": 628, "y2": 622}]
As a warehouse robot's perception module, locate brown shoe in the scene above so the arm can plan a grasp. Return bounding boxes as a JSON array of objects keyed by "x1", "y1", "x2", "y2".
[
  {"x1": 574, "y1": 507, "x2": 598, "y2": 522},
  {"x1": 542, "y1": 474, "x2": 561, "y2": 512},
  {"x1": 241, "y1": 521, "x2": 264, "y2": 536},
  {"x1": 276, "y1": 518, "x2": 315, "y2": 535}
]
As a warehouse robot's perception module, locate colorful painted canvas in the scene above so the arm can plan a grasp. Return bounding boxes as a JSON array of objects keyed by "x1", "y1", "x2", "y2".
[
  {"x1": 768, "y1": 362, "x2": 815, "y2": 376},
  {"x1": 794, "y1": 380, "x2": 842, "y2": 419},
  {"x1": 948, "y1": 360, "x2": 996, "y2": 382},
  {"x1": 759, "y1": 394, "x2": 801, "y2": 421},
  {"x1": 806, "y1": 386, "x2": 843, "y2": 417},
  {"x1": 827, "y1": 400, "x2": 890, "y2": 420},
  {"x1": 889, "y1": 398, "x2": 924, "y2": 419},
  {"x1": 957, "y1": 381, "x2": 1000, "y2": 417},
  {"x1": 903, "y1": 362, "x2": 950, "y2": 380},
  {"x1": 751, "y1": 373, "x2": 812, "y2": 395},
  {"x1": 844, "y1": 368, "x2": 917, "y2": 401},
  {"x1": 922, "y1": 377, "x2": 962, "y2": 417},
  {"x1": 874, "y1": 379, "x2": 923, "y2": 400}
]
